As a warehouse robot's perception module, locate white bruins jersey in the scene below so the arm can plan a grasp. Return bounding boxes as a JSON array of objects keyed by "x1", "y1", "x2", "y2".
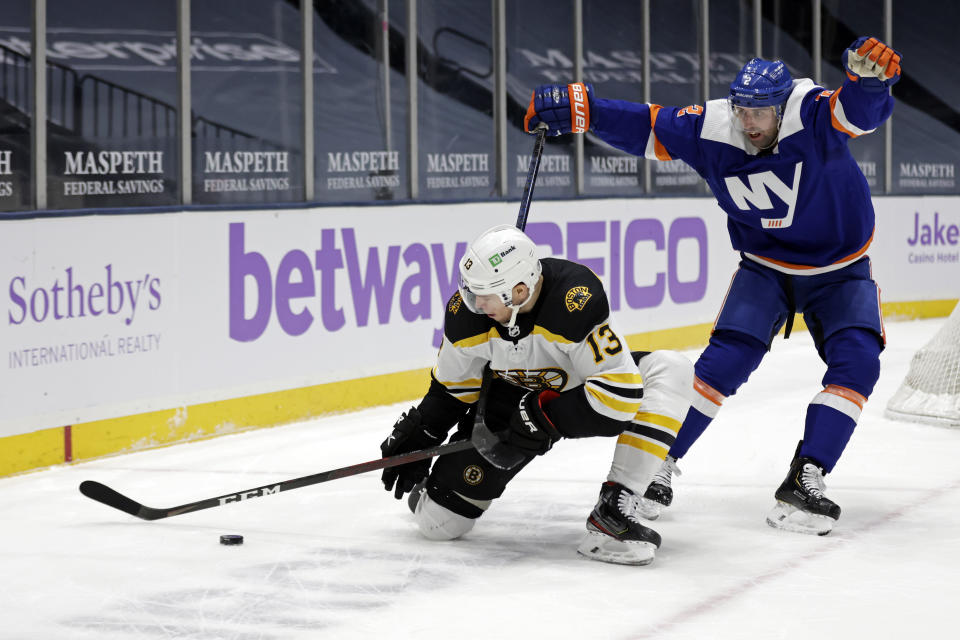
[{"x1": 433, "y1": 258, "x2": 643, "y2": 429}]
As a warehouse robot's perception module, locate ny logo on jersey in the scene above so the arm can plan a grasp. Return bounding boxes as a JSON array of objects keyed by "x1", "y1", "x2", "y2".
[{"x1": 723, "y1": 162, "x2": 803, "y2": 229}]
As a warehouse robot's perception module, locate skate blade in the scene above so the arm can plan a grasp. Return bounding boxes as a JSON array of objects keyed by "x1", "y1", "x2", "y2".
[
  {"x1": 766, "y1": 501, "x2": 835, "y2": 536},
  {"x1": 576, "y1": 530, "x2": 656, "y2": 566},
  {"x1": 636, "y1": 497, "x2": 663, "y2": 521}
]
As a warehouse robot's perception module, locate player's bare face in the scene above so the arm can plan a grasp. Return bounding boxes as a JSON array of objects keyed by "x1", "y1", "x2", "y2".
[
  {"x1": 474, "y1": 285, "x2": 533, "y2": 324},
  {"x1": 474, "y1": 293, "x2": 513, "y2": 323},
  {"x1": 734, "y1": 106, "x2": 779, "y2": 149}
]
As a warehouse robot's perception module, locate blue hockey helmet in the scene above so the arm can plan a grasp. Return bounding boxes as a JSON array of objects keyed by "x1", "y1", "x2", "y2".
[{"x1": 729, "y1": 58, "x2": 792, "y2": 109}]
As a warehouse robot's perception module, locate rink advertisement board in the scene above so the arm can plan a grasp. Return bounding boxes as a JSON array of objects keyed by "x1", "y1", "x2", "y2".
[
  {"x1": 2, "y1": 214, "x2": 177, "y2": 436},
  {"x1": 2, "y1": 196, "x2": 958, "y2": 438},
  {"x1": 0, "y1": 199, "x2": 734, "y2": 436},
  {"x1": 871, "y1": 196, "x2": 960, "y2": 302}
]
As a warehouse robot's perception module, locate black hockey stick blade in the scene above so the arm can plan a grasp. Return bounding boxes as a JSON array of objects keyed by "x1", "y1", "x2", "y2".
[
  {"x1": 78, "y1": 438, "x2": 475, "y2": 521},
  {"x1": 516, "y1": 124, "x2": 547, "y2": 231},
  {"x1": 470, "y1": 418, "x2": 526, "y2": 470},
  {"x1": 469, "y1": 368, "x2": 527, "y2": 470}
]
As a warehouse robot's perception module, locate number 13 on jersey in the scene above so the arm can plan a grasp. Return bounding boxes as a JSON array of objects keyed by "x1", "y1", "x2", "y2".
[{"x1": 586, "y1": 324, "x2": 623, "y2": 363}]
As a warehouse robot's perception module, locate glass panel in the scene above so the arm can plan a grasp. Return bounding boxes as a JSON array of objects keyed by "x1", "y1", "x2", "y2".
[
  {"x1": 709, "y1": 0, "x2": 757, "y2": 100},
  {"x1": 649, "y1": 0, "x2": 704, "y2": 194},
  {"x1": 45, "y1": 0, "x2": 178, "y2": 210},
  {"x1": 313, "y1": 0, "x2": 408, "y2": 202},
  {"x1": 582, "y1": 0, "x2": 646, "y2": 197},
  {"x1": 417, "y1": 0, "x2": 494, "y2": 200},
  {"x1": 505, "y1": 0, "x2": 576, "y2": 199},
  {"x1": 759, "y1": 0, "x2": 813, "y2": 78},
  {"x1": 192, "y1": 0, "x2": 303, "y2": 205},
  {"x1": 0, "y1": 0, "x2": 32, "y2": 212},
  {"x1": 820, "y1": 0, "x2": 884, "y2": 192},
  {"x1": 891, "y1": 0, "x2": 959, "y2": 194}
]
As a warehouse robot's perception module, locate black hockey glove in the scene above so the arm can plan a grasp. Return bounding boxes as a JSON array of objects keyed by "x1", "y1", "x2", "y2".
[
  {"x1": 380, "y1": 407, "x2": 444, "y2": 500},
  {"x1": 495, "y1": 391, "x2": 563, "y2": 458}
]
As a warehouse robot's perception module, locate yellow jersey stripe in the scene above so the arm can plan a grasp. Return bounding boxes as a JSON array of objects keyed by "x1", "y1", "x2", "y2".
[
  {"x1": 531, "y1": 326, "x2": 575, "y2": 344},
  {"x1": 451, "y1": 328, "x2": 499, "y2": 349},
  {"x1": 591, "y1": 371, "x2": 644, "y2": 388},
  {"x1": 431, "y1": 370, "x2": 484, "y2": 390},
  {"x1": 633, "y1": 411, "x2": 683, "y2": 434},
  {"x1": 616, "y1": 432, "x2": 669, "y2": 459},
  {"x1": 586, "y1": 385, "x2": 643, "y2": 414}
]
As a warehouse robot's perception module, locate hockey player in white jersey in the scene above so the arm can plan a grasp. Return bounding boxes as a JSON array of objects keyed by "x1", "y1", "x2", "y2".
[
  {"x1": 380, "y1": 224, "x2": 693, "y2": 565},
  {"x1": 523, "y1": 37, "x2": 902, "y2": 535}
]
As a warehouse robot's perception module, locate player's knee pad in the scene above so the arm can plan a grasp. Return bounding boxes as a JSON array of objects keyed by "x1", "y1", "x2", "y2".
[
  {"x1": 695, "y1": 330, "x2": 767, "y2": 397},
  {"x1": 821, "y1": 327, "x2": 882, "y2": 397},
  {"x1": 413, "y1": 490, "x2": 479, "y2": 541}
]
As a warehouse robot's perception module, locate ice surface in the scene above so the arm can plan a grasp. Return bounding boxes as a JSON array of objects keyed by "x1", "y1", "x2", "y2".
[{"x1": 2, "y1": 318, "x2": 958, "y2": 639}]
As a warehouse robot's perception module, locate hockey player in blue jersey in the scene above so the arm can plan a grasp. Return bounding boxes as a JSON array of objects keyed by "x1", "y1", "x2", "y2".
[{"x1": 523, "y1": 37, "x2": 902, "y2": 535}]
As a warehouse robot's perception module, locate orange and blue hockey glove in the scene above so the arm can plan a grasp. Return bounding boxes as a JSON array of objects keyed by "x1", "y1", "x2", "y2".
[{"x1": 843, "y1": 36, "x2": 902, "y2": 91}]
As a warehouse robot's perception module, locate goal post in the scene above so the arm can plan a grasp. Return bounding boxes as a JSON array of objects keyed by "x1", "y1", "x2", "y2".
[{"x1": 885, "y1": 301, "x2": 960, "y2": 427}]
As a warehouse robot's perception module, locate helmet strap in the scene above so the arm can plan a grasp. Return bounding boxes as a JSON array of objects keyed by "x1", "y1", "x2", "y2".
[
  {"x1": 505, "y1": 305, "x2": 521, "y2": 337},
  {"x1": 502, "y1": 281, "x2": 537, "y2": 336}
]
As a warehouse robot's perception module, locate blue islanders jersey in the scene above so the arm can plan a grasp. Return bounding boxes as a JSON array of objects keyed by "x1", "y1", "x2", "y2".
[{"x1": 591, "y1": 78, "x2": 895, "y2": 274}]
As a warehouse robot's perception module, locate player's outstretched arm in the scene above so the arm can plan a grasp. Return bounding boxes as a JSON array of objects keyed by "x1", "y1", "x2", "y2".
[{"x1": 525, "y1": 83, "x2": 682, "y2": 161}]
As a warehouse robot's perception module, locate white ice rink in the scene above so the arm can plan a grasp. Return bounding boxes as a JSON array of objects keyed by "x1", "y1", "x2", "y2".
[{"x1": 2, "y1": 317, "x2": 958, "y2": 640}]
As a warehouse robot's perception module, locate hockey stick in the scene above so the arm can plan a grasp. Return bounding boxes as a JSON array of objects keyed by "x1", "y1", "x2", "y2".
[
  {"x1": 468, "y1": 125, "x2": 548, "y2": 470},
  {"x1": 79, "y1": 127, "x2": 548, "y2": 520},
  {"x1": 79, "y1": 438, "x2": 475, "y2": 521},
  {"x1": 516, "y1": 124, "x2": 548, "y2": 231}
]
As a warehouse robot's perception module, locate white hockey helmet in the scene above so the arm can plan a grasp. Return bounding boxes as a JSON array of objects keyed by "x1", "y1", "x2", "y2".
[{"x1": 458, "y1": 224, "x2": 542, "y2": 327}]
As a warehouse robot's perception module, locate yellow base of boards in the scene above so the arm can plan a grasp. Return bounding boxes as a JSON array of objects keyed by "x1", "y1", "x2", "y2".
[{"x1": 2, "y1": 299, "x2": 954, "y2": 478}]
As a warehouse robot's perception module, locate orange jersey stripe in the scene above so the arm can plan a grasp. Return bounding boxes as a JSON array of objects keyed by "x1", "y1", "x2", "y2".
[
  {"x1": 829, "y1": 87, "x2": 861, "y2": 138},
  {"x1": 754, "y1": 228, "x2": 875, "y2": 272}
]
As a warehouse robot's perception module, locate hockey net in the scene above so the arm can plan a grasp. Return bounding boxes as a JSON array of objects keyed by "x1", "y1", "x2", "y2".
[{"x1": 885, "y1": 301, "x2": 960, "y2": 427}]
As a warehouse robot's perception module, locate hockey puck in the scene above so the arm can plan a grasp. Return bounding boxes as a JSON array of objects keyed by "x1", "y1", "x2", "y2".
[{"x1": 219, "y1": 534, "x2": 244, "y2": 546}]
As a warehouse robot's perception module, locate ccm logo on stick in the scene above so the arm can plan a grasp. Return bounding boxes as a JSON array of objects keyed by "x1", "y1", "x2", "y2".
[
  {"x1": 569, "y1": 83, "x2": 589, "y2": 133},
  {"x1": 218, "y1": 485, "x2": 281, "y2": 505}
]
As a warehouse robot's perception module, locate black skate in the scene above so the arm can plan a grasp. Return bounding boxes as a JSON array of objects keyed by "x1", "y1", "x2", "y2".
[
  {"x1": 638, "y1": 455, "x2": 681, "y2": 520},
  {"x1": 577, "y1": 481, "x2": 662, "y2": 565},
  {"x1": 766, "y1": 456, "x2": 841, "y2": 535}
]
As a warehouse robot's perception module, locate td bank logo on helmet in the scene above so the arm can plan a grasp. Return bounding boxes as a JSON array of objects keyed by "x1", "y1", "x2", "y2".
[{"x1": 488, "y1": 244, "x2": 516, "y2": 267}]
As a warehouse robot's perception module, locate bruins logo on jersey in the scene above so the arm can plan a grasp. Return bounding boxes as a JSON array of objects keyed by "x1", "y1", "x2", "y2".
[
  {"x1": 448, "y1": 291, "x2": 463, "y2": 314},
  {"x1": 565, "y1": 286, "x2": 592, "y2": 311},
  {"x1": 496, "y1": 367, "x2": 568, "y2": 392},
  {"x1": 463, "y1": 465, "x2": 484, "y2": 486}
]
